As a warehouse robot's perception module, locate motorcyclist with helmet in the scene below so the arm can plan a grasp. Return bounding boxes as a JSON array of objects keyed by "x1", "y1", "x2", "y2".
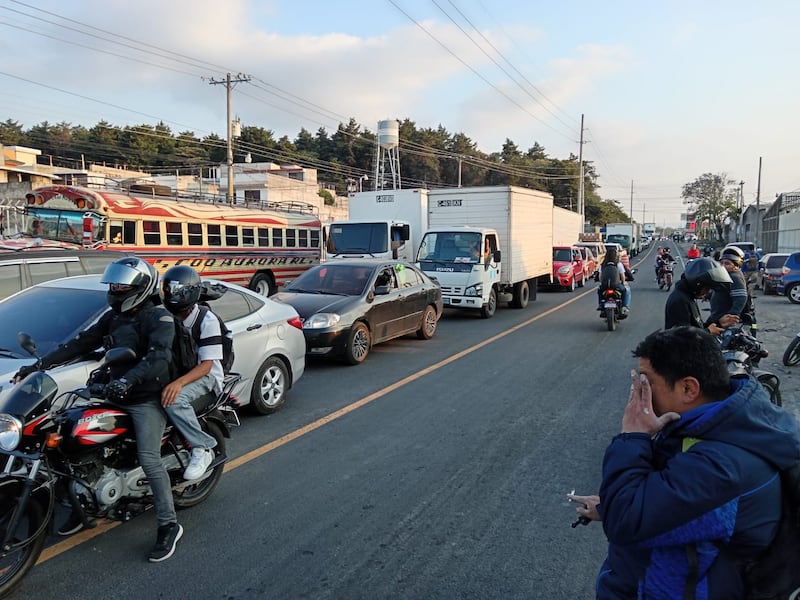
[
  {"x1": 664, "y1": 257, "x2": 739, "y2": 334},
  {"x1": 656, "y1": 247, "x2": 676, "y2": 286},
  {"x1": 160, "y1": 265, "x2": 221, "y2": 482},
  {"x1": 709, "y1": 246, "x2": 757, "y2": 335},
  {"x1": 13, "y1": 256, "x2": 183, "y2": 562}
]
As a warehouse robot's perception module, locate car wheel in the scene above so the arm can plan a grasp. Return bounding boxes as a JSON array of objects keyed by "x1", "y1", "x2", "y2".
[
  {"x1": 565, "y1": 276, "x2": 575, "y2": 292},
  {"x1": 788, "y1": 284, "x2": 800, "y2": 304},
  {"x1": 416, "y1": 305, "x2": 438, "y2": 339},
  {"x1": 344, "y1": 322, "x2": 370, "y2": 365},
  {"x1": 250, "y1": 356, "x2": 289, "y2": 414},
  {"x1": 480, "y1": 287, "x2": 497, "y2": 319},
  {"x1": 511, "y1": 280, "x2": 530, "y2": 309},
  {"x1": 250, "y1": 273, "x2": 276, "y2": 297},
  {"x1": 577, "y1": 273, "x2": 584, "y2": 288}
]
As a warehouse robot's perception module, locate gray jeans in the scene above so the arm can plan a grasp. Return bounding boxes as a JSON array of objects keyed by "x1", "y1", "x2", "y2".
[
  {"x1": 125, "y1": 400, "x2": 176, "y2": 527},
  {"x1": 165, "y1": 373, "x2": 217, "y2": 451}
]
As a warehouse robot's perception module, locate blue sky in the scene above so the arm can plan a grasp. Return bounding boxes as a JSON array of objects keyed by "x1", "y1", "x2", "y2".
[{"x1": 1, "y1": 0, "x2": 797, "y2": 227}]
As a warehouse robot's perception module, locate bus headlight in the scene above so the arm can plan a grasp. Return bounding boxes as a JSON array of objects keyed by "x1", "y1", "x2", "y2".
[
  {"x1": 303, "y1": 313, "x2": 341, "y2": 329},
  {"x1": 0, "y1": 414, "x2": 22, "y2": 451}
]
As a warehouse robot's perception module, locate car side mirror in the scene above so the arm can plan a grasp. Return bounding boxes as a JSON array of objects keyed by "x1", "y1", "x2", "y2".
[{"x1": 374, "y1": 285, "x2": 390, "y2": 295}]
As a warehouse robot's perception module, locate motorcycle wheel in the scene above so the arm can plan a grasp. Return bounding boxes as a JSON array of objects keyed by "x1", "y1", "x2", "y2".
[
  {"x1": 783, "y1": 337, "x2": 800, "y2": 367},
  {"x1": 666, "y1": 277, "x2": 672, "y2": 292},
  {"x1": 607, "y1": 310, "x2": 616, "y2": 332},
  {"x1": 173, "y1": 421, "x2": 226, "y2": 509},
  {"x1": 0, "y1": 481, "x2": 48, "y2": 598}
]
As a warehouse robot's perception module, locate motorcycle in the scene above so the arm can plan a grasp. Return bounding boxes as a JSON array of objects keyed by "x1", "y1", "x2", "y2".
[
  {"x1": 657, "y1": 262, "x2": 674, "y2": 291},
  {"x1": 599, "y1": 287, "x2": 625, "y2": 331},
  {"x1": 782, "y1": 332, "x2": 800, "y2": 367},
  {"x1": 719, "y1": 326, "x2": 781, "y2": 406},
  {"x1": 0, "y1": 340, "x2": 240, "y2": 596}
]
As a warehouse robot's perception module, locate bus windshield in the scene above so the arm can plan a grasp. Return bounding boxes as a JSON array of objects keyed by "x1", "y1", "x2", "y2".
[{"x1": 27, "y1": 208, "x2": 104, "y2": 244}]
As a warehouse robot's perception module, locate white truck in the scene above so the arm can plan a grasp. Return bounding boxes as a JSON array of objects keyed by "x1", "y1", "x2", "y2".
[
  {"x1": 326, "y1": 189, "x2": 428, "y2": 262},
  {"x1": 416, "y1": 186, "x2": 554, "y2": 318},
  {"x1": 552, "y1": 205, "x2": 582, "y2": 247},
  {"x1": 605, "y1": 222, "x2": 641, "y2": 256}
]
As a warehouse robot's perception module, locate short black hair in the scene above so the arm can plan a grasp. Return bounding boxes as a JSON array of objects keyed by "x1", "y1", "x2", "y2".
[{"x1": 632, "y1": 326, "x2": 730, "y2": 401}]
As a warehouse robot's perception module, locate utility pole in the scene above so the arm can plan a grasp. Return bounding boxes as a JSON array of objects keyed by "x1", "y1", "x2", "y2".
[
  {"x1": 630, "y1": 180, "x2": 634, "y2": 223},
  {"x1": 578, "y1": 114, "x2": 585, "y2": 222},
  {"x1": 755, "y1": 157, "x2": 762, "y2": 247},
  {"x1": 208, "y1": 72, "x2": 251, "y2": 205}
]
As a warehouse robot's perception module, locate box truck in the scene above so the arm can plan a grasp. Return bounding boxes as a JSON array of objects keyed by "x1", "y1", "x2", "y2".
[
  {"x1": 553, "y1": 205, "x2": 582, "y2": 247},
  {"x1": 326, "y1": 189, "x2": 428, "y2": 262},
  {"x1": 605, "y1": 222, "x2": 641, "y2": 256},
  {"x1": 416, "y1": 186, "x2": 554, "y2": 318}
]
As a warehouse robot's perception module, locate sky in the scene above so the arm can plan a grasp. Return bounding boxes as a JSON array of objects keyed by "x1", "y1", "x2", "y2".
[{"x1": 1, "y1": 0, "x2": 798, "y2": 228}]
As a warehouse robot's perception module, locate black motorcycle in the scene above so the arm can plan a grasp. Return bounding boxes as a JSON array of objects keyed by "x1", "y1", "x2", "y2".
[
  {"x1": 719, "y1": 326, "x2": 781, "y2": 406},
  {"x1": 0, "y1": 341, "x2": 240, "y2": 596},
  {"x1": 782, "y1": 331, "x2": 800, "y2": 367},
  {"x1": 599, "y1": 287, "x2": 625, "y2": 331}
]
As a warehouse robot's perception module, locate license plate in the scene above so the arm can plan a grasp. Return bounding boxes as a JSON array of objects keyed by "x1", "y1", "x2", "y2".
[{"x1": 604, "y1": 302, "x2": 617, "y2": 308}]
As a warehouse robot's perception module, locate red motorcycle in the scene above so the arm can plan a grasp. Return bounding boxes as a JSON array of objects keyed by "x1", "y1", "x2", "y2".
[{"x1": 0, "y1": 343, "x2": 240, "y2": 596}]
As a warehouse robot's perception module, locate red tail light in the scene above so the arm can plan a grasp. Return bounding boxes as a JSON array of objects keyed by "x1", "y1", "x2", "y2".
[{"x1": 287, "y1": 316, "x2": 303, "y2": 330}]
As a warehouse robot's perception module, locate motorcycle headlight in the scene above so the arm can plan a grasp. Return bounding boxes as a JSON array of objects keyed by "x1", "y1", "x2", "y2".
[
  {"x1": 303, "y1": 313, "x2": 341, "y2": 329},
  {"x1": 0, "y1": 414, "x2": 22, "y2": 451}
]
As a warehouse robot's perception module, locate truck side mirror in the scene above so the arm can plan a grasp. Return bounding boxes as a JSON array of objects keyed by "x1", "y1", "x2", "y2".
[
  {"x1": 400, "y1": 224, "x2": 410, "y2": 241},
  {"x1": 493, "y1": 250, "x2": 501, "y2": 262}
]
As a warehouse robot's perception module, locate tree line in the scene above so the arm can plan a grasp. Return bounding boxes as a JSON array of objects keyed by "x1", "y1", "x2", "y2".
[{"x1": 0, "y1": 117, "x2": 630, "y2": 226}]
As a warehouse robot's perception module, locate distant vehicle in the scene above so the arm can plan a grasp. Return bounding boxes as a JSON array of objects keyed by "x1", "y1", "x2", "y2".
[
  {"x1": 575, "y1": 241, "x2": 606, "y2": 267},
  {"x1": 273, "y1": 259, "x2": 442, "y2": 365},
  {"x1": 575, "y1": 246, "x2": 598, "y2": 281},
  {"x1": 758, "y1": 253, "x2": 790, "y2": 295},
  {"x1": 0, "y1": 275, "x2": 306, "y2": 414},
  {"x1": 778, "y1": 252, "x2": 800, "y2": 303},
  {"x1": 548, "y1": 246, "x2": 585, "y2": 291}
]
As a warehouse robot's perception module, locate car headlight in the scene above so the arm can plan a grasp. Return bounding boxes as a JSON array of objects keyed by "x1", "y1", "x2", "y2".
[
  {"x1": 557, "y1": 265, "x2": 572, "y2": 275},
  {"x1": 464, "y1": 283, "x2": 483, "y2": 297},
  {"x1": 0, "y1": 414, "x2": 22, "y2": 451},
  {"x1": 303, "y1": 313, "x2": 341, "y2": 329}
]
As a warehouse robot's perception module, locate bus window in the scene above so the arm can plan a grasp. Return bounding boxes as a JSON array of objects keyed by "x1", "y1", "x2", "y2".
[
  {"x1": 208, "y1": 224, "x2": 221, "y2": 246},
  {"x1": 122, "y1": 221, "x2": 136, "y2": 244},
  {"x1": 298, "y1": 230, "x2": 309, "y2": 248},
  {"x1": 242, "y1": 227, "x2": 255, "y2": 247},
  {"x1": 310, "y1": 229, "x2": 320, "y2": 249},
  {"x1": 286, "y1": 228, "x2": 297, "y2": 248},
  {"x1": 143, "y1": 221, "x2": 161, "y2": 245},
  {"x1": 273, "y1": 229, "x2": 283, "y2": 247},
  {"x1": 225, "y1": 225, "x2": 238, "y2": 247},
  {"x1": 110, "y1": 224, "x2": 124, "y2": 244},
  {"x1": 187, "y1": 223, "x2": 203, "y2": 246},
  {"x1": 257, "y1": 228, "x2": 269, "y2": 246},
  {"x1": 166, "y1": 222, "x2": 183, "y2": 246}
]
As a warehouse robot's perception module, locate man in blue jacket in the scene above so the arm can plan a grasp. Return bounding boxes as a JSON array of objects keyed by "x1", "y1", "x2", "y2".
[{"x1": 569, "y1": 326, "x2": 800, "y2": 599}]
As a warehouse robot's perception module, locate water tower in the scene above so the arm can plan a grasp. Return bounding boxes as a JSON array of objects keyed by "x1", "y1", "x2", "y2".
[{"x1": 374, "y1": 119, "x2": 401, "y2": 190}]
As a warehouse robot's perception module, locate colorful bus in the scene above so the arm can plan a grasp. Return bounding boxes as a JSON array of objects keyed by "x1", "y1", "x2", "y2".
[{"x1": 22, "y1": 185, "x2": 322, "y2": 295}]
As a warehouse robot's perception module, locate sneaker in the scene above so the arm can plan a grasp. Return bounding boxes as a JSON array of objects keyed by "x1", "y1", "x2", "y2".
[
  {"x1": 57, "y1": 511, "x2": 86, "y2": 536},
  {"x1": 621, "y1": 307, "x2": 630, "y2": 316},
  {"x1": 183, "y1": 448, "x2": 213, "y2": 481},
  {"x1": 148, "y1": 522, "x2": 183, "y2": 563}
]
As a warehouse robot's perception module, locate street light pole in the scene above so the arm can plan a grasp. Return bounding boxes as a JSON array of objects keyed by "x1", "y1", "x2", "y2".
[{"x1": 207, "y1": 72, "x2": 251, "y2": 205}]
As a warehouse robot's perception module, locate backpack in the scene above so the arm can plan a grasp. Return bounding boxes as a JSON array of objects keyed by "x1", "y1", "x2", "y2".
[
  {"x1": 600, "y1": 262, "x2": 620, "y2": 290},
  {"x1": 192, "y1": 304, "x2": 235, "y2": 374},
  {"x1": 171, "y1": 316, "x2": 199, "y2": 378},
  {"x1": 736, "y1": 462, "x2": 800, "y2": 599}
]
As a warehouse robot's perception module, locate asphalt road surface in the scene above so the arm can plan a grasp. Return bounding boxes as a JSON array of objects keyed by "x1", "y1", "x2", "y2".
[{"x1": 11, "y1": 242, "x2": 799, "y2": 600}]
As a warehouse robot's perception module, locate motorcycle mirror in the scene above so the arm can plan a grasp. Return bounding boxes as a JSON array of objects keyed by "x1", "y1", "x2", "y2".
[
  {"x1": 17, "y1": 332, "x2": 37, "y2": 357},
  {"x1": 103, "y1": 347, "x2": 137, "y2": 366}
]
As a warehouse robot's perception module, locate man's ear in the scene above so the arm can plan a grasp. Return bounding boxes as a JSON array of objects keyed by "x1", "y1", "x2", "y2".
[{"x1": 679, "y1": 376, "x2": 702, "y2": 404}]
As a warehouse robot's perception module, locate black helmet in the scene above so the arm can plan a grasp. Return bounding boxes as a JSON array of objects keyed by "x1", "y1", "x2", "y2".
[
  {"x1": 720, "y1": 245, "x2": 744, "y2": 267},
  {"x1": 682, "y1": 257, "x2": 732, "y2": 296},
  {"x1": 161, "y1": 265, "x2": 202, "y2": 314},
  {"x1": 102, "y1": 257, "x2": 159, "y2": 314},
  {"x1": 663, "y1": 247, "x2": 671, "y2": 253}
]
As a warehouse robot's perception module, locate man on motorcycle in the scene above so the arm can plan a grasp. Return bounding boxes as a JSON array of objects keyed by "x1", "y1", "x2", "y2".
[
  {"x1": 665, "y1": 257, "x2": 739, "y2": 335},
  {"x1": 709, "y1": 246, "x2": 756, "y2": 335},
  {"x1": 597, "y1": 246, "x2": 631, "y2": 316},
  {"x1": 656, "y1": 247, "x2": 676, "y2": 286},
  {"x1": 160, "y1": 265, "x2": 221, "y2": 481},
  {"x1": 14, "y1": 256, "x2": 183, "y2": 562}
]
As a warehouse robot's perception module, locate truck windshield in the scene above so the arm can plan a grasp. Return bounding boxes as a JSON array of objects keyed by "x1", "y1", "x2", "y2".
[
  {"x1": 417, "y1": 231, "x2": 482, "y2": 263},
  {"x1": 327, "y1": 222, "x2": 388, "y2": 254},
  {"x1": 606, "y1": 234, "x2": 630, "y2": 247}
]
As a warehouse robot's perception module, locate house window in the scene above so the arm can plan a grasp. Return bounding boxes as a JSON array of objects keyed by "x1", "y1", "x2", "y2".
[
  {"x1": 244, "y1": 190, "x2": 260, "y2": 203},
  {"x1": 208, "y1": 224, "x2": 221, "y2": 246}
]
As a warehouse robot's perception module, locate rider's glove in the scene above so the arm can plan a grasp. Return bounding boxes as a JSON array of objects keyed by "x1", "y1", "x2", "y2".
[
  {"x1": 106, "y1": 378, "x2": 132, "y2": 404},
  {"x1": 12, "y1": 360, "x2": 42, "y2": 382}
]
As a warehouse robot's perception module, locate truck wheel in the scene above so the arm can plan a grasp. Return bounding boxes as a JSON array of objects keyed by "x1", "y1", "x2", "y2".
[
  {"x1": 511, "y1": 281, "x2": 530, "y2": 309},
  {"x1": 480, "y1": 288, "x2": 497, "y2": 319}
]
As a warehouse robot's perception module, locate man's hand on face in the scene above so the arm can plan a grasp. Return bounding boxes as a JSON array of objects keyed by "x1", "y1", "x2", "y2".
[{"x1": 621, "y1": 370, "x2": 680, "y2": 436}]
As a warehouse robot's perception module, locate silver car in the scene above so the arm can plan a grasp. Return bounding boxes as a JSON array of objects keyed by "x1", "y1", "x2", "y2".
[{"x1": 0, "y1": 275, "x2": 305, "y2": 414}]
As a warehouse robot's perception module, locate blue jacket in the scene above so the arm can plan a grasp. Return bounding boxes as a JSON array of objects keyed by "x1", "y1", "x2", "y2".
[{"x1": 596, "y1": 377, "x2": 800, "y2": 599}]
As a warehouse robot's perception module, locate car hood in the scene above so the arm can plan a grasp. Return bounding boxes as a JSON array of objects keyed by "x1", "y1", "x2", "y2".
[{"x1": 272, "y1": 292, "x2": 357, "y2": 318}]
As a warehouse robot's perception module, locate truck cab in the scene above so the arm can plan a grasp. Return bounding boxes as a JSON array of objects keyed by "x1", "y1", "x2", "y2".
[{"x1": 416, "y1": 227, "x2": 505, "y2": 318}]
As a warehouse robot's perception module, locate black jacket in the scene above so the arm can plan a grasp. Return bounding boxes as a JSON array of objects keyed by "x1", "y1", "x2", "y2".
[
  {"x1": 40, "y1": 296, "x2": 174, "y2": 403},
  {"x1": 664, "y1": 278, "x2": 704, "y2": 329}
]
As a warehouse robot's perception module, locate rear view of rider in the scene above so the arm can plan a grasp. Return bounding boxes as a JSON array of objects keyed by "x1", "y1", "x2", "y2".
[
  {"x1": 597, "y1": 246, "x2": 631, "y2": 316},
  {"x1": 160, "y1": 265, "x2": 222, "y2": 481},
  {"x1": 13, "y1": 256, "x2": 183, "y2": 562}
]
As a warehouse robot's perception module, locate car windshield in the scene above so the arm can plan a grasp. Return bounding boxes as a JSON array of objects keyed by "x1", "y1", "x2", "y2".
[
  {"x1": 0, "y1": 286, "x2": 109, "y2": 357},
  {"x1": 553, "y1": 249, "x2": 572, "y2": 261},
  {"x1": 286, "y1": 264, "x2": 375, "y2": 296}
]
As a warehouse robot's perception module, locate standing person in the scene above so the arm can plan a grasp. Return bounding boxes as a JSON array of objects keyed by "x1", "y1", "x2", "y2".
[
  {"x1": 568, "y1": 326, "x2": 800, "y2": 599},
  {"x1": 13, "y1": 257, "x2": 183, "y2": 562},
  {"x1": 707, "y1": 246, "x2": 754, "y2": 333},
  {"x1": 597, "y1": 246, "x2": 631, "y2": 316},
  {"x1": 160, "y1": 266, "x2": 221, "y2": 481},
  {"x1": 664, "y1": 257, "x2": 739, "y2": 333}
]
